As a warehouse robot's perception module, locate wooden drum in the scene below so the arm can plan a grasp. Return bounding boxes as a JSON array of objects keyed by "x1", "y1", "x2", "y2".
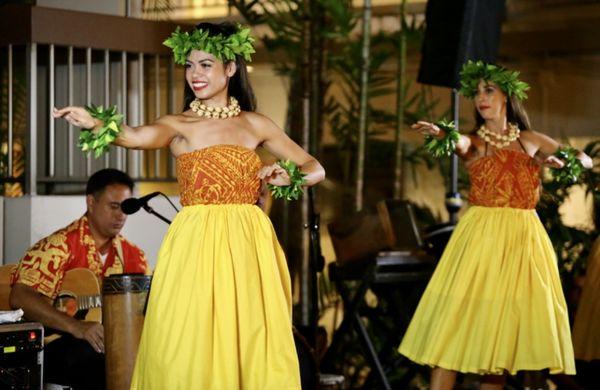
[{"x1": 102, "y1": 273, "x2": 152, "y2": 390}]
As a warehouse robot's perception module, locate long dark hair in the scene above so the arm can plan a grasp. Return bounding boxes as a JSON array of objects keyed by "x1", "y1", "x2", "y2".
[
  {"x1": 182, "y1": 22, "x2": 256, "y2": 112},
  {"x1": 472, "y1": 93, "x2": 531, "y2": 133}
]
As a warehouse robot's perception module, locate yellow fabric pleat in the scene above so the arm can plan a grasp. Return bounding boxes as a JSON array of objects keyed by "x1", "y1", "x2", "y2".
[
  {"x1": 131, "y1": 204, "x2": 301, "y2": 389},
  {"x1": 399, "y1": 206, "x2": 576, "y2": 375},
  {"x1": 572, "y1": 237, "x2": 600, "y2": 361}
]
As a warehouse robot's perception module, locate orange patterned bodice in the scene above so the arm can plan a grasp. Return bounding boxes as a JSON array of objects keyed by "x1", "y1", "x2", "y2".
[
  {"x1": 468, "y1": 149, "x2": 541, "y2": 209},
  {"x1": 176, "y1": 144, "x2": 262, "y2": 206}
]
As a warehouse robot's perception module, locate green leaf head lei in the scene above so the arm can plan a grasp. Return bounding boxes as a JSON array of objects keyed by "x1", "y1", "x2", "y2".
[
  {"x1": 459, "y1": 60, "x2": 530, "y2": 101},
  {"x1": 164, "y1": 25, "x2": 256, "y2": 65}
]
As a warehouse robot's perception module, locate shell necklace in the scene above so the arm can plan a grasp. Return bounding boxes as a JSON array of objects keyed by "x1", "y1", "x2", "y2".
[
  {"x1": 190, "y1": 96, "x2": 241, "y2": 119},
  {"x1": 477, "y1": 122, "x2": 520, "y2": 148}
]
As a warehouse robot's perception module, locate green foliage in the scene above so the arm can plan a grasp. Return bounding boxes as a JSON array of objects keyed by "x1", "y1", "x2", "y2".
[
  {"x1": 267, "y1": 160, "x2": 307, "y2": 201},
  {"x1": 327, "y1": 32, "x2": 396, "y2": 151},
  {"x1": 325, "y1": 21, "x2": 433, "y2": 190},
  {"x1": 79, "y1": 105, "x2": 123, "y2": 158},
  {"x1": 163, "y1": 25, "x2": 255, "y2": 65},
  {"x1": 231, "y1": 0, "x2": 434, "y2": 199},
  {"x1": 551, "y1": 146, "x2": 585, "y2": 185},
  {"x1": 423, "y1": 120, "x2": 460, "y2": 158},
  {"x1": 231, "y1": 0, "x2": 311, "y2": 77},
  {"x1": 459, "y1": 60, "x2": 530, "y2": 101}
]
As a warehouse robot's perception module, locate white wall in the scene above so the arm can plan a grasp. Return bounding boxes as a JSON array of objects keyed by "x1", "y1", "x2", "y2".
[{"x1": 2, "y1": 195, "x2": 179, "y2": 268}]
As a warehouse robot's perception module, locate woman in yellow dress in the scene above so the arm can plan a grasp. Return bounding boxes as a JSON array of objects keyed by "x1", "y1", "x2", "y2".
[
  {"x1": 53, "y1": 22, "x2": 325, "y2": 389},
  {"x1": 399, "y1": 61, "x2": 593, "y2": 390}
]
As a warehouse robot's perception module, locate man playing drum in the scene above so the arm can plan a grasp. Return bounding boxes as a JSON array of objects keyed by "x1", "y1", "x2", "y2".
[{"x1": 9, "y1": 168, "x2": 150, "y2": 390}]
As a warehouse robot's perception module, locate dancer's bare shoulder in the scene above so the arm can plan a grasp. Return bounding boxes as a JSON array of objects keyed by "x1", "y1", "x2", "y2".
[
  {"x1": 520, "y1": 129, "x2": 559, "y2": 156},
  {"x1": 520, "y1": 129, "x2": 551, "y2": 144},
  {"x1": 241, "y1": 111, "x2": 283, "y2": 140},
  {"x1": 159, "y1": 111, "x2": 204, "y2": 124}
]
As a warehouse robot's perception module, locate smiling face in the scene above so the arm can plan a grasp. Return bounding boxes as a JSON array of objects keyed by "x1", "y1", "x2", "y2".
[
  {"x1": 185, "y1": 50, "x2": 236, "y2": 103},
  {"x1": 475, "y1": 80, "x2": 507, "y2": 122}
]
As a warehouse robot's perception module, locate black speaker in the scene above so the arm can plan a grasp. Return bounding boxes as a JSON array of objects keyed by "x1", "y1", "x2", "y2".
[{"x1": 418, "y1": 0, "x2": 506, "y2": 89}]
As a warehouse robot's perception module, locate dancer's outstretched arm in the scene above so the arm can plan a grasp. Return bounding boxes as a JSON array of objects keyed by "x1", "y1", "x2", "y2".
[
  {"x1": 524, "y1": 130, "x2": 593, "y2": 169},
  {"x1": 52, "y1": 106, "x2": 179, "y2": 150}
]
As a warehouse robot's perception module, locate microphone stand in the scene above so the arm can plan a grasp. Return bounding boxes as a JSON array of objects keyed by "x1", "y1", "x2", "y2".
[
  {"x1": 446, "y1": 89, "x2": 463, "y2": 223},
  {"x1": 142, "y1": 204, "x2": 172, "y2": 225},
  {"x1": 303, "y1": 187, "x2": 324, "y2": 348}
]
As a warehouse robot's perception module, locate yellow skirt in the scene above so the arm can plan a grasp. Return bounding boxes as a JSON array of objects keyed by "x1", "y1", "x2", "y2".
[
  {"x1": 131, "y1": 204, "x2": 301, "y2": 389},
  {"x1": 572, "y1": 237, "x2": 600, "y2": 361},
  {"x1": 398, "y1": 206, "x2": 576, "y2": 375}
]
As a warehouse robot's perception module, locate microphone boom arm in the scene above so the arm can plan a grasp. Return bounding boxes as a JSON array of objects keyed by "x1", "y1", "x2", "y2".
[{"x1": 142, "y1": 204, "x2": 172, "y2": 225}]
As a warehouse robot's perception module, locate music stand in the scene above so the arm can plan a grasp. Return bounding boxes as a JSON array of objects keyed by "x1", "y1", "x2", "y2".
[{"x1": 322, "y1": 200, "x2": 437, "y2": 389}]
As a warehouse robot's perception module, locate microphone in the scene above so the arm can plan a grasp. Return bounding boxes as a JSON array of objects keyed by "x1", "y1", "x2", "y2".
[{"x1": 121, "y1": 192, "x2": 162, "y2": 215}]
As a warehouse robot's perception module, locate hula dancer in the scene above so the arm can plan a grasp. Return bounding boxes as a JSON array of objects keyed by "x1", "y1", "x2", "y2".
[
  {"x1": 399, "y1": 61, "x2": 593, "y2": 389},
  {"x1": 54, "y1": 22, "x2": 325, "y2": 389}
]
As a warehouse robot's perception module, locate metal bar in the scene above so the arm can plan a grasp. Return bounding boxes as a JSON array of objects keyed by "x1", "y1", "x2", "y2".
[
  {"x1": 104, "y1": 49, "x2": 110, "y2": 168},
  {"x1": 8, "y1": 44, "x2": 13, "y2": 177},
  {"x1": 86, "y1": 47, "x2": 92, "y2": 176},
  {"x1": 446, "y1": 89, "x2": 462, "y2": 225},
  {"x1": 67, "y1": 46, "x2": 74, "y2": 177},
  {"x1": 48, "y1": 44, "x2": 55, "y2": 177},
  {"x1": 355, "y1": 0, "x2": 372, "y2": 211},
  {"x1": 353, "y1": 311, "x2": 392, "y2": 390},
  {"x1": 154, "y1": 54, "x2": 160, "y2": 178},
  {"x1": 138, "y1": 52, "x2": 144, "y2": 178},
  {"x1": 120, "y1": 51, "x2": 127, "y2": 171},
  {"x1": 26, "y1": 43, "x2": 38, "y2": 195}
]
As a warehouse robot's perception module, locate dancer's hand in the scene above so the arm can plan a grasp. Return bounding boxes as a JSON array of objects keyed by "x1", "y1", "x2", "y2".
[
  {"x1": 258, "y1": 164, "x2": 291, "y2": 186},
  {"x1": 543, "y1": 155, "x2": 565, "y2": 169},
  {"x1": 411, "y1": 121, "x2": 441, "y2": 137},
  {"x1": 52, "y1": 106, "x2": 98, "y2": 129}
]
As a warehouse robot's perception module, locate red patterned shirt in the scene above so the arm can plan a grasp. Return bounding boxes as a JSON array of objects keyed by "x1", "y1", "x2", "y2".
[{"x1": 11, "y1": 215, "x2": 149, "y2": 299}]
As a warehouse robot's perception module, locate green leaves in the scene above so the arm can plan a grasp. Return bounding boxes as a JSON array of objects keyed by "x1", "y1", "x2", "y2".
[
  {"x1": 78, "y1": 104, "x2": 123, "y2": 158},
  {"x1": 551, "y1": 146, "x2": 585, "y2": 186},
  {"x1": 423, "y1": 119, "x2": 460, "y2": 158},
  {"x1": 267, "y1": 160, "x2": 307, "y2": 201},
  {"x1": 459, "y1": 60, "x2": 530, "y2": 101},
  {"x1": 164, "y1": 25, "x2": 256, "y2": 65}
]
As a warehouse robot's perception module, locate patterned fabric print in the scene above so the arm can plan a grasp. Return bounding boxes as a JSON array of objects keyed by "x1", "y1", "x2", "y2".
[
  {"x1": 468, "y1": 149, "x2": 541, "y2": 209},
  {"x1": 177, "y1": 145, "x2": 262, "y2": 206},
  {"x1": 11, "y1": 215, "x2": 148, "y2": 299}
]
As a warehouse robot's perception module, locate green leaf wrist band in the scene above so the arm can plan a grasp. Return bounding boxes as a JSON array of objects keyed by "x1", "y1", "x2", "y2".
[
  {"x1": 424, "y1": 120, "x2": 460, "y2": 158},
  {"x1": 267, "y1": 160, "x2": 307, "y2": 201},
  {"x1": 550, "y1": 146, "x2": 585, "y2": 186},
  {"x1": 78, "y1": 104, "x2": 123, "y2": 158}
]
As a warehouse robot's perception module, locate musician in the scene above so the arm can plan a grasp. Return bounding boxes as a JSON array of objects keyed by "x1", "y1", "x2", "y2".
[{"x1": 9, "y1": 168, "x2": 149, "y2": 390}]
